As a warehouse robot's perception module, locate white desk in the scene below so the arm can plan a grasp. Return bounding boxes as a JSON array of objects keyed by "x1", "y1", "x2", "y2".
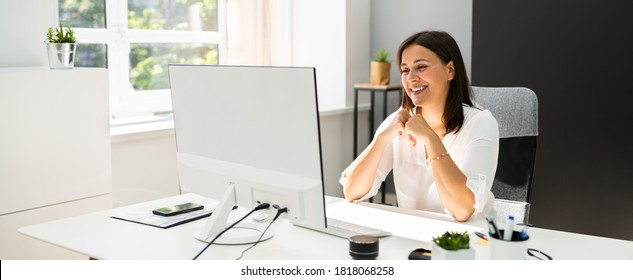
[{"x1": 19, "y1": 193, "x2": 633, "y2": 260}]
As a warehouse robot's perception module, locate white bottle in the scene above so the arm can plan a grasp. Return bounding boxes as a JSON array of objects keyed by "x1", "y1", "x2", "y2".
[{"x1": 503, "y1": 216, "x2": 515, "y2": 241}]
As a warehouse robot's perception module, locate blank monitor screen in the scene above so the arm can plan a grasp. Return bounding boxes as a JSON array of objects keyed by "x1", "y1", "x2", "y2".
[{"x1": 168, "y1": 64, "x2": 326, "y2": 230}]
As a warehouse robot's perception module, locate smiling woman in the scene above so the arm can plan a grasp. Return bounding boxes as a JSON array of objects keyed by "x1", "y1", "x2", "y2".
[{"x1": 340, "y1": 30, "x2": 500, "y2": 222}]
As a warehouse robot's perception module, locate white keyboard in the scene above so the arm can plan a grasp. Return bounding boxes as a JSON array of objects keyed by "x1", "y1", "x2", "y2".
[{"x1": 321, "y1": 218, "x2": 392, "y2": 239}]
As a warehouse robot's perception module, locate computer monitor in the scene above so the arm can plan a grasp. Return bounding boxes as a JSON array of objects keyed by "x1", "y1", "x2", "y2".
[{"x1": 168, "y1": 64, "x2": 326, "y2": 244}]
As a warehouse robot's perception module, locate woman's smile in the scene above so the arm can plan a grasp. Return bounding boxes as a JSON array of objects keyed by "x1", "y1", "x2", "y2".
[{"x1": 409, "y1": 85, "x2": 428, "y2": 104}]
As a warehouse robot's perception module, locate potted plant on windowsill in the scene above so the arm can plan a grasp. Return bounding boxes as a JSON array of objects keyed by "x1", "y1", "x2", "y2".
[
  {"x1": 370, "y1": 48, "x2": 391, "y2": 85},
  {"x1": 45, "y1": 24, "x2": 77, "y2": 69},
  {"x1": 431, "y1": 231, "x2": 474, "y2": 260}
]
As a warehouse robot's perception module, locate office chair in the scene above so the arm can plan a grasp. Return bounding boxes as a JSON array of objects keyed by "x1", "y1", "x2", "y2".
[{"x1": 472, "y1": 87, "x2": 538, "y2": 224}]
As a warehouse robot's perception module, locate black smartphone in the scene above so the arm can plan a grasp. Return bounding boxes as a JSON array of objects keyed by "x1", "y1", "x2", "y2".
[{"x1": 152, "y1": 202, "x2": 204, "y2": 217}]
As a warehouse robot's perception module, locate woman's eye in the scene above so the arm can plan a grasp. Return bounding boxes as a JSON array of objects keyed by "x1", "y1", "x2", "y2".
[
  {"x1": 401, "y1": 69, "x2": 410, "y2": 74},
  {"x1": 417, "y1": 65, "x2": 427, "y2": 70}
]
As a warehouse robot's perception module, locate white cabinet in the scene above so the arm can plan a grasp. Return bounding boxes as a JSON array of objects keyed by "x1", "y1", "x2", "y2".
[{"x1": 0, "y1": 68, "x2": 112, "y2": 259}]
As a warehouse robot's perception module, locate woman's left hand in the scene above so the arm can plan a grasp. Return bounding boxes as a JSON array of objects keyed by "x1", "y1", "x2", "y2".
[{"x1": 404, "y1": 107, "x2": 435, "y2": 147}]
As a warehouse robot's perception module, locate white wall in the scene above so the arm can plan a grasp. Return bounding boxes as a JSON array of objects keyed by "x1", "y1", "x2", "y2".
[
  {"x1": 292, "y1": 0, "x2": 371, "y2": 110},
  {"x1": 291, "y1": 0, "x2": 346, "y2": 110},
  {"x1": 320, "y1": 110, "x2": 370, "y2": 197},
  {"x1": 345, "y1": 0, "x2": 372, "y2": 107},
  {"x1": 0, "y1": 0, "x2": 56, "y2": 67},
  {"x1": 370, "y1": 0, "x2": 473, "y2": 80},
  {"x1": 111, "y1": 132, "x2": 181, "y2": 207}
]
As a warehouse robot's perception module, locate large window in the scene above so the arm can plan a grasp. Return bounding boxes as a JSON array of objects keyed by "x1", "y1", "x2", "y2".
[{"x1": 59, "y1": 0, "x2": 224, "y2": 118}]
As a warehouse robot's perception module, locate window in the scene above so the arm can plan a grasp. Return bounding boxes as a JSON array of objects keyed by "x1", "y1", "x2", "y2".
[{"x1": 59, "y1": 0, "x2": 224, "y2": 119}]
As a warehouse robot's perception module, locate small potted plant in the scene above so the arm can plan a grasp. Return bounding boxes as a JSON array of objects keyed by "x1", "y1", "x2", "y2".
[
  {"x1": 370, "y1": 48, "x2": 391, "y2": 85},
  {"x1": 45, "y1": 24, "x2": 77, "y2": 69},
  {"x1": 431, "y1": 231, "x2": 474, "y2": 260}
]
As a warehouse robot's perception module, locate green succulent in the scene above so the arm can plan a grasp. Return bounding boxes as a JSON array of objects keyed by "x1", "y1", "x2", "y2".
[
  {"x1": 373, "y1": 48, "x2": 389, "y2": 62},
  {"x1": 47, "y1": 24, "x2": 76, "y2": 43},
  {"x1": 432, "y1": 231, "x2": 470, "y2": 251}
]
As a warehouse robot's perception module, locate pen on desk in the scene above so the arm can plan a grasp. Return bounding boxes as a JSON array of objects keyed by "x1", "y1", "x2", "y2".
[
  {"x1": 486, "y1": 216, "x2": 500, "y2": 239},
  {"x1": 503, "y1": 215, "x2": 515, "y2": 241},
  {"x1": 475, "y1": 231, "x2": 488, "y2": 241}
]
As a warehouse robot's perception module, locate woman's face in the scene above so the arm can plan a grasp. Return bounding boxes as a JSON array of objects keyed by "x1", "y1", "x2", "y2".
[{"x1": 400, "y1": 44, "x2": 454, "y2": 108}]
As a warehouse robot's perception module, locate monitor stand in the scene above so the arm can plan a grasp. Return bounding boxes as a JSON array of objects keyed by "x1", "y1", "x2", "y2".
[{"x1": 194, "y1": 183, "x2": 274, "y2": 245}]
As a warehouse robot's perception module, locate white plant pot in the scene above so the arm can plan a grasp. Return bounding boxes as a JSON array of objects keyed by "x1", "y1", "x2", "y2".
[
  {"x1": 431, "y1": 243, "x2": 475, "y2": 260},
  {"x1": 46, "y1": 43, "x2": 76, "y2": 69}
]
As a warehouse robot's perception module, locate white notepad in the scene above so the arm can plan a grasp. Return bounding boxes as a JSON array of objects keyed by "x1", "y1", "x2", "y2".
[{"x1": 111, "y1": 209, "x2": 212, "y2": 229}]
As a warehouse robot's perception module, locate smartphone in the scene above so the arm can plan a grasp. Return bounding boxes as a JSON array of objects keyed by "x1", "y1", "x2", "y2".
[{"x1": 152, "y1": 202, "x2": 204, "y2": 217}]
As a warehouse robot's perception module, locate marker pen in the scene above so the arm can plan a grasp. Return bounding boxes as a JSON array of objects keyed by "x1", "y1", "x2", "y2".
[
  {"x1": 486, "y1": 216, "x2": 500, "y2": 239},
  {"x1": 518, "y1": 223, "x2": 529, "y2": 240},
  {"x1": 503, "y1": 216, "x2": 515, "y2": 241}
]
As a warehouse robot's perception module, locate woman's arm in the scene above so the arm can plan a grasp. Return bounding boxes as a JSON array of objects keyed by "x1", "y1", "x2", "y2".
[
  {"x1": 405, "y1": 110, "x2": 474, "y2": 221},
  {"x1": 406, "y1": 109, "x2": 499, "y2": 221},
  {"x1": 342, "y1": 109, "x2": 410, "y2": 201},
  {"x1": 424, "y1": 135, "x2": 474, "y2": 221},
  {"x1": 342, "y1": 133, "x2": 392, "y2": 201}
]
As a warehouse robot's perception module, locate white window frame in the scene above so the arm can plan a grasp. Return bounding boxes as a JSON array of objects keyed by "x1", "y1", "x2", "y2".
[{"x1": 72, "y1": 0, "x2": 227, "y2": 119}]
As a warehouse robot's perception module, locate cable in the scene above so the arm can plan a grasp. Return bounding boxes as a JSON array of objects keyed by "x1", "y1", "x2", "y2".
[
  {"x1": 192, "y1": 203, "x2": 270, "y2": 260},
  {"x1": 235, "y1": 207, "x2": 288, "y2": 260}
]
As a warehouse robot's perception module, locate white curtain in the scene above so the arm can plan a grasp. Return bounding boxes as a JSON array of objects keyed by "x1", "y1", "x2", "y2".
[{"x1": 225, "y1": 0, "x2": 291, "y2": 66}]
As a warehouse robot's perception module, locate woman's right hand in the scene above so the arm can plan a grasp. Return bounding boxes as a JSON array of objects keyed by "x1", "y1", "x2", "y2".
[{"x1": 379, "y1": 108, "x2": 411, "y2": 140}]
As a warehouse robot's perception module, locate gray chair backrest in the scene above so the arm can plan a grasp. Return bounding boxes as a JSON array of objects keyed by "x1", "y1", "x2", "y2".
[
  {"x1": 473, "y1": 86, "x2": 538, "y2": 200},
  {"x1": 472, "y1": 87, "x2": 538, "y2": 224},
  {"x1": 472, "y1": 87, "x2": 538, "y2": 138}
]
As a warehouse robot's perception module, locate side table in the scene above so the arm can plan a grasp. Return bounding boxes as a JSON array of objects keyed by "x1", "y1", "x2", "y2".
[{"x1": 352, "y1": 83, "x2": 403, "y2": 203}]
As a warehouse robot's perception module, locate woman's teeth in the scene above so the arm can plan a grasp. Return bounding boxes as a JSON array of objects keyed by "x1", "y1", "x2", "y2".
[{"x1": 411, "y1": 86, "x2": 426, "y2": 92}]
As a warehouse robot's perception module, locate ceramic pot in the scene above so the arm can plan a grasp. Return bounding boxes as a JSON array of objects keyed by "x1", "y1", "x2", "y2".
[
  {"x1": 431, "y1": 243, "x2": 475, "y2": 260},
  {"x1": 46, "y1": 43, "x2": 76, "y2": 69}
]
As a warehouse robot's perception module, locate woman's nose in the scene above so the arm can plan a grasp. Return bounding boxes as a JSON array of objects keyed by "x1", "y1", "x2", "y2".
[{"x1": 406, "y1": 70, "x2": 417, "y2": 82}]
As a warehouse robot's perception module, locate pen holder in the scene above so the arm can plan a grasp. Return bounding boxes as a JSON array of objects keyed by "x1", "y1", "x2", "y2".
[{"x1": 488, "y1": 230, "x2": 529, "y2": 260}]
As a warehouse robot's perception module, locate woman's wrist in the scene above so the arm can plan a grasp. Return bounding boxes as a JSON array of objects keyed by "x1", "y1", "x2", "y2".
[
  {"x1": 421, "y1": 131, "x2": 442, "y2": 148},
  {"x1": 429, "y1": 152, "x2": 450, "y2": 161},
  {"x1": 424, "y1": 133, "x2": 448, "y2": 159}
]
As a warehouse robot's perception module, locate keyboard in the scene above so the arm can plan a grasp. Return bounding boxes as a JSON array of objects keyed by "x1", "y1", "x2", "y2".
[{"x1": 320, "y1": 218, "x2": 392, "y2": 239}]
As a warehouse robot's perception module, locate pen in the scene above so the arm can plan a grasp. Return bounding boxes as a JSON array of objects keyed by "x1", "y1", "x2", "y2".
[
  {"x1": 503, "y1": 215, "x2": 515, "y2": 241},
  {"x1": 486, "y1": 216, "x2": 500, "y2": 239},
  {"x1": 475, "y1": 231, "x2": 488, "y2": 241},
  {"x1": 517, "y1": 223, "x2": 529, "y2": 240}
]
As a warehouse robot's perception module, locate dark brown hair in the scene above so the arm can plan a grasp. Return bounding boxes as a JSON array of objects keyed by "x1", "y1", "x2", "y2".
[{"x1": 397, "y1": 30, "x2": 474, "y2": 134}]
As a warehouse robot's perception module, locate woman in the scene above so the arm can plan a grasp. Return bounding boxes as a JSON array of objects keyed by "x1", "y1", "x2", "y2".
[{"x1": 340, "y1": 31, "x2": 499, "y2": 221}]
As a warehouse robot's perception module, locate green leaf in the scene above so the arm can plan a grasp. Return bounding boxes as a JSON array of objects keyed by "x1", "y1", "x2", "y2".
[
  {"x1": 373, "y1": 48, "x2": 389, "y2": 62},
  {"x1": 46, "y1": 24, "x2": 77, "y2": 43},
  {"x1": 58, "y1": 24, "x2": 64, "y2": 40},
  {"x1": 47, "y1": 28, "x2": 54, "y2": 42},
  {"x1": 432, "y1": 231, "x2": 470, "y2": 250}
]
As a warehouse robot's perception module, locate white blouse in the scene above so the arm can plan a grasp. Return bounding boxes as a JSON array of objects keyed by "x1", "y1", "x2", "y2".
[{"x1": 341, "y1": 105, "x2": 499, "y2": 217}]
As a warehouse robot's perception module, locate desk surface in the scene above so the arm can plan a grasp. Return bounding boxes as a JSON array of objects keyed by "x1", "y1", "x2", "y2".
[{"x1": 19, "y1": 194, "x2": 633, "y2": 260}]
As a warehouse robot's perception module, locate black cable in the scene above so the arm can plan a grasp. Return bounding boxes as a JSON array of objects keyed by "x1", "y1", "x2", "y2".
[
  {"x1": 235, "y1": 207, "x2": 288, "y2": 260},
  {"x1": 192, "y1": 203, "x2": 270, "y2": 260}
]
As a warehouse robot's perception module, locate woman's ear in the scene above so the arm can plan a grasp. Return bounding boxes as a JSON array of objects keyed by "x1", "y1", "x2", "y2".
[{"x1": 447, "y1": 61, "x2": 455, "y2": 81}]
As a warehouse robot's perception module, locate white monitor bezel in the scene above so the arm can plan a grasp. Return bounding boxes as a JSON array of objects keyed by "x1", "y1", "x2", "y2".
[{"x1": 168, "y1": 64, "x2": 328, "y2": 244}]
